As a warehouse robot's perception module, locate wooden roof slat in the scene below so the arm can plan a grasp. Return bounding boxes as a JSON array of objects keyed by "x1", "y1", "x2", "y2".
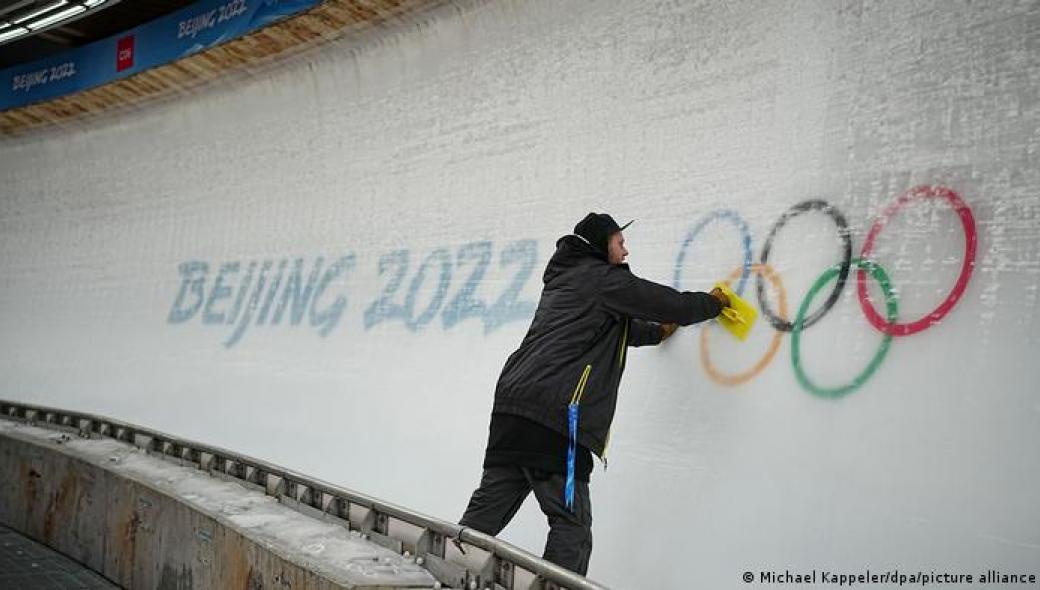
[{"x1": 0, "y1": 0, "x2": 442, "y2": 135}]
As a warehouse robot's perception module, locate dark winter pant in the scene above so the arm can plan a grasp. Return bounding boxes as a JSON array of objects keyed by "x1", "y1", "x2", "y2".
[{"x1": 459, "y1": 465, "x2": 592, "y2": 576}]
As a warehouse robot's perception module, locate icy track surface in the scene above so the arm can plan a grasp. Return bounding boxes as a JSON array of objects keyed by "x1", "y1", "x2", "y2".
[{"x1": 1, "y1": 0, "x2": 1039, "y2": 587}]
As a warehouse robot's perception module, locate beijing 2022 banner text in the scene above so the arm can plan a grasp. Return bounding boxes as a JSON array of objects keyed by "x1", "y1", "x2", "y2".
[{"x1": 0, "y1": 0, "x2": 320, "y2": 111}]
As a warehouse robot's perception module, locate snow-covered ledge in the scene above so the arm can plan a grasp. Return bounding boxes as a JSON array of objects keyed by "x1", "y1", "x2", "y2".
[{"x1": 0, "y1": 419, "x2": 437, "y2": 589}]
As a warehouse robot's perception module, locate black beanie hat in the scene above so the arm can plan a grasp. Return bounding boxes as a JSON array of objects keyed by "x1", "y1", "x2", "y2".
[{"x1": 573, "y1": 213, "x2": 634, "y2": 254}]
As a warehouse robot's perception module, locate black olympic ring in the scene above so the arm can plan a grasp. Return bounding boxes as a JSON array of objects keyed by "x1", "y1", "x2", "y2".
[{"x1": 756, "y1": 199, "x2": 852, "y2": 332}]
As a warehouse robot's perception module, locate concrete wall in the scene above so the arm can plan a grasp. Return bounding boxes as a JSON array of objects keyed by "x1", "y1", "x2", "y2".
[
  {"x1": 0, "y1": 420, "x2": 436, "y2": 589},
  {"x1": 1, "y1": 1, "x2": 1038, "y2": 587}
]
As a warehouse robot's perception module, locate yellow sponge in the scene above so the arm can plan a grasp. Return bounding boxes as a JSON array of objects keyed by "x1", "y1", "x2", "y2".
[{"x1": 713, "y1": 281, "x2": 758, "y2": 341}]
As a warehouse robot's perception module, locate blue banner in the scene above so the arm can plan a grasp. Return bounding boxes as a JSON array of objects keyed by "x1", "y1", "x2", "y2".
[{"x1": 1, "y1": 0, "x2": 320, "y2": 111}]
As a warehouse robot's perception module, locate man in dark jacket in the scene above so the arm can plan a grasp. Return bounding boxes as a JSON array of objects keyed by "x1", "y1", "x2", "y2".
[{"x1": 458, "y1": 212, "x2": 729, "y2": 575}]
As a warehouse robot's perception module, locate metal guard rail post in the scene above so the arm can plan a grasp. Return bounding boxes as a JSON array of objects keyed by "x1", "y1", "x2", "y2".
[{"x1": 0, "y1": 399, "x2": 610, "y2": 590}]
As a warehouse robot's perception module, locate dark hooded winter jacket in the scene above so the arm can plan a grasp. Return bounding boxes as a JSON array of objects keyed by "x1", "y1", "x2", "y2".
[{"x1": 492, "y1": 234, "x2": 723, "y2": 458}]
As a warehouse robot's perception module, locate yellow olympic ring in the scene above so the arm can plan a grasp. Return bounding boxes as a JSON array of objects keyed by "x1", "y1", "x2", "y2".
[{"x1": 699, "y1": 264, "x2": 788, "y2": 386}]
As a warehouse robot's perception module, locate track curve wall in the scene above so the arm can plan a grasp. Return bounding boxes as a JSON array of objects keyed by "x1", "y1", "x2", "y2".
[
  {"x1": 2, "y1": 1, "x2": 1039, "y2": 587},
  {"x1": 0, "y1": 418, "x2": 437, "y2": 589}
]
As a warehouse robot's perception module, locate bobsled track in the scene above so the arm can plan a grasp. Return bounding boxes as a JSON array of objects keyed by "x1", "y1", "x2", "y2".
[
  {"x1": 0, "y1": 400, "x2": 601, "y2": 589},
  {"x1": 2, "y1": 0, "x2": 1039, "y2": 588}
]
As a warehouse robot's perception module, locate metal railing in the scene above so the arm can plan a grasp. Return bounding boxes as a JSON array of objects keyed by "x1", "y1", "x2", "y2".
[{"x1": 0, "y1": 399, "x2": 609, "y2": 590}]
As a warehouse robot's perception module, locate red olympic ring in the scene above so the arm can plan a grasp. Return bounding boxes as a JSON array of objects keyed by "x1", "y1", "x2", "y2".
[{"x1": 857, "y1": 185, "x2": 977, "y2": 336}]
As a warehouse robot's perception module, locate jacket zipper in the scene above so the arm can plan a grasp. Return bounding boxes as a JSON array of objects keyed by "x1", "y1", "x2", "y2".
[
  {"x1": 601, "y1": 319, "x2": 629, "y2": 471},
  {"x1": 570, "y1": 364, "x2": 591, "y2": 405},
  {"x1": 617, "y1": 318, "x2": 629, "y2": 367}
]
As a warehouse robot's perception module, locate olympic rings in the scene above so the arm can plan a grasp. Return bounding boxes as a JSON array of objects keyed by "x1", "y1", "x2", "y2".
[
  {"x1": 791, "y1": 259, "x2": 898, "y2": 398},
  {"x1": 700, "y1": 264, "x2": 787, "y2": 386},
  {"x1": 673, "y1": 186, "x2": 977, "y2": 398},
  {"x1": 856, "y1": 185, "x2": 977, "y2": 336},
  {"x1": 674, "y1": 210, "x2": 753, "y2": 296},
  {"x1": 757, "y1": 200, "x2": 852, "y2": 332}
]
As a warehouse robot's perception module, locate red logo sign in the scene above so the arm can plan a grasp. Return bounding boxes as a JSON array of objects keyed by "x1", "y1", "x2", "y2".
[{"x1": 116, "y1": 35, "x2": 135, "y2": 72}]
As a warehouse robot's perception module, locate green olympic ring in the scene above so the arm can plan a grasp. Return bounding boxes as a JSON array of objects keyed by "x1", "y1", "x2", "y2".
[{"x1": 790, "y1": 258, "x2": 898, "y2": 399}]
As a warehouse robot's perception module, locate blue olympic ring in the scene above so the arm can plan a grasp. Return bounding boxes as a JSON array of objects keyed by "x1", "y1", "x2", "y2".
[{"x1": 673, "y1": 209, "x2": 753, "y2": 296}]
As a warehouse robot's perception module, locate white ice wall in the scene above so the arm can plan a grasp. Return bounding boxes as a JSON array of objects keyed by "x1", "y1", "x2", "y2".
[{"x1": 2, "y1": 1, "x2": 1039, "y2": 587}]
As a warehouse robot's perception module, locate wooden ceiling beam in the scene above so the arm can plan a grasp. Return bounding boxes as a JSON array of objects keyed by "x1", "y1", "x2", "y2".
[{"x1": 0, "y1": 0, "x2": 442, "y2": 135}]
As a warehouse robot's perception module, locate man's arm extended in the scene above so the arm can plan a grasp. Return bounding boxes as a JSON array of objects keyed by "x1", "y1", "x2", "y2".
[{"x1": 601, "y1": 266, "x2": 723, "y2": 325}]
